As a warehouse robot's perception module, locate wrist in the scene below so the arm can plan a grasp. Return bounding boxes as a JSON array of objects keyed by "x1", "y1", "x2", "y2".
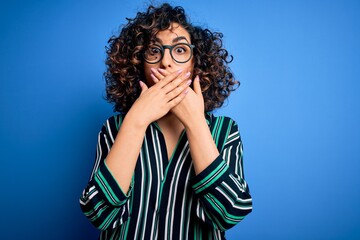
[
  {"x1": 183, "y1": 114, "x2": 207, "y2": 132},
  {"x1": 125, "y1": 108, "x2": 149, "y2": 130}
]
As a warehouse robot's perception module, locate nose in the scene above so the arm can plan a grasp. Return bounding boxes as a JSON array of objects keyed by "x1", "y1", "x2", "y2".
[{"x1": 160, "y1": 48, "x2": 173, "y2": 69}]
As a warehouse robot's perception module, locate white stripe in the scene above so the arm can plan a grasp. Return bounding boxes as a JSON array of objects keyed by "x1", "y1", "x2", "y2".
[
  {"x1": 222, "y1": 145, "x2": 232, "y2": 165},
  {"x1": 133, "y1": 149, "x2": 145, "y2": 239},
  {"x1": 235, "y1": 144, "x2": 240, "y2": 177},
  {"x1": 86, "y1": 190, "x2": 99, "y2": 202},
  {"x1": 150, "y1": 127, "x2": 162, "y2": 238},
  {"x1": 90, "y1": 133, "x2": 103, "y2": 179},
  {"x1": 194, "y1": 163, "x2": 226, "y2": 192},
  {"x1": 88, "y1": 185, "x2": 96, "y2": 192},
  {"x1": 221, "y1": 182, "x2": 252, "y2": 204},
  {"x1": 179, "y1": 146, "x2": 192, "y2": 238},
  {"x1": 96, "y1": 173, "x2": 118, "y2": 204},
  {"x1": 141, "y1": 144, "x2": 152, "y2": 239},
  {"x1": 106, "y1": 120, "x2": 115, "y2": 143},
  {"x1": 229, "y1": 174, "x2": 247, "y2": 192},
  {"x1": 238, "y1": 143, "x2": 244, "y2": 179},
  {"x1": 89, "y1": 205, "x2": 108, "y2": 221},
  {"x1": 183, "y1": 163, "x2": 193, "y2": 239},
  {"x1": 155, "y1": 128, "x2": 164, "y2": 180},
  {"x1": 226, "y1": 131, "x2": 239, "y2": 145},
  {"x1": 216, "y1": 186, "x2": 252, "y2": 211},
  {"x1": 206, "y1": 193, "x2": 241, "y2": 222}
]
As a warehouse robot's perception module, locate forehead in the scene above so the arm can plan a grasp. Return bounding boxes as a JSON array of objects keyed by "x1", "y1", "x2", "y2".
[{"x1": 155, "y1": 23, "x2": 191, "y2": 43}]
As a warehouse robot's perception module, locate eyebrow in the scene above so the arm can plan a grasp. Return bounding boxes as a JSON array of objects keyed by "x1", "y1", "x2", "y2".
[
  {"x1": 154, "y1": 36, "x2": 190, "y2": 44},
  {"x1": 172, "y1": 36, "x2": 189, "y2": 43}
]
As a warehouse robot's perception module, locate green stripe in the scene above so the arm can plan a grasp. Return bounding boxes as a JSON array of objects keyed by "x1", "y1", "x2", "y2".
[
  {"x1": 95, "y1": 171, "x2": 121, "y2": 205},
  {"x1": 205, "y1": 194, "x2": 245, "y2": 222},
  {"x1": 153, "y1": 121, "x2": 161, "y2": 132},
  {"x1": 202, "y1": 205, "x2": 226, "y2": 231},
  {"x1": 215, "y1": 117, "x2": 224, "y2": 147},
  {"x1": 222, "y1": 119, "x2": 233, "y2": 150},
  {"x1": 115, "y1": 115, "x2": 123, "y2": 131},
  {"x1": 195, "y1": 164, "x2": 228, "y2": 194},
  {"x1": 90, "y1": 205, "x2": 109, "y2": 222},
  {"x1": 84, "y1": 200, "x2": 104, "y2": 216},
  {"x1": 98, "y1": 207, "x2": 121, "y2": 230},
  {"x1": 193, "y1": 160, "x2": 228, "y2": 190},
  {"x1": 181, "y1": 170, "x2": 192, "y2": 239},
  {"x1": 211, "y1": 117, "x2": 219, "y2": 138}
]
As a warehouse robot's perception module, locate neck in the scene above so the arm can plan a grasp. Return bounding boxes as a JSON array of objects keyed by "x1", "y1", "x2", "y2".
[{"x1": 157, "y1": 112, "x2": 184, "y2": 132}]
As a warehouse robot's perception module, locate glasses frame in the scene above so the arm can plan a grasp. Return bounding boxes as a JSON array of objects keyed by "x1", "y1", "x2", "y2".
[{"x1": 143, "y1": 43, "x2": 195, "y2": 64}]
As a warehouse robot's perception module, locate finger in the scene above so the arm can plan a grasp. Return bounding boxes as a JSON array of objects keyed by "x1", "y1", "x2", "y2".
[
  {"x1": 162, "y1": 71, "x2": 191, "y2": 94},
  {"x1": 157, "y1": 68, "x2": 171, "y2": 76},
  {"x1": 139, "y1": 81, "x2": 148, "y2": 95},
  {"x1": 156, "y1": 69, "x2": 184, "y2": 88},
  {"x1": 151, "y1": 68, "x2": 165, "y2": 81},
  {"x1": 165, "y1": 79, "x2": 192, "y2": 101},
  {"x1": 150, "y1": 73, "x2": 160, "y2": 83},
  {"x1": 193, "y1": 75, "x2": 202, "y2": 95},
  {"x1": 163, "y1": 68, "x2": 191, "y2": 80},
  {"x1": 167, "y1": 86, "x2": 190, "y2": 108}
]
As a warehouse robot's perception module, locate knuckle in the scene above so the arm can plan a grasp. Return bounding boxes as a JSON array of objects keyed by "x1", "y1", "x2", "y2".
[
  {"x1": 177, "y1": 87, "x2": 183, "y2": 95},
  {"x1": 168, "y1": 101, "x2": 176, "y2": 108},
  {"x1": 167, "y1": 91, "x2": 175, "y2": 100}
]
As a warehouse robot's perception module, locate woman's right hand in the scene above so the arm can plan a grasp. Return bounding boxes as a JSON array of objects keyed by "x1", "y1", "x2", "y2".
[{"x1": 128, "y1": 68, "x2": 192, "y2": 127}]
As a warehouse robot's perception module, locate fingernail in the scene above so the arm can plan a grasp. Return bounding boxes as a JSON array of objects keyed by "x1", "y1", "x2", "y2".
[
  {"x1": 150, "y1": 68, "x2": 156, "y2": 73},
  {"x1": 150, "y1": 73, "x2": 156, "y2": 79},
  {"x1": 184, "y1": 72, "x2": 191, "y2": 78},
  {"x1": 187, "y1": 80, "x2": 192, "y2": 85},
  {"x1": 158, "y1": 68, "x2": 164, "y2": 72},
  {"x1": 177, "y1": 69, "x2": 183, "y2": 74},
  {"x1": 195, "y1": 75, "x2": 200, "y2": 81},
  {"x1": 184, "y1": 89, "x2": 189, "y2": 94}
]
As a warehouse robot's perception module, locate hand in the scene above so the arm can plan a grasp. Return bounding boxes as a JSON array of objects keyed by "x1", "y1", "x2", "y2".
[
  {"x1": 171, "y1": 75, "x2": 205, "y2": 128},
  {"x1": 151, "y1": 68, "x2": 205, "y2": 129},
  {"x1": 128, "y1": 69, "x2": 192, "y2": 127}
]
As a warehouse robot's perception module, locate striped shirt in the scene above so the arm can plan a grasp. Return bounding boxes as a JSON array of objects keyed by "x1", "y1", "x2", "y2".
[{"x1": 80, "y1": 113, "x2": 252, "y2": 239}]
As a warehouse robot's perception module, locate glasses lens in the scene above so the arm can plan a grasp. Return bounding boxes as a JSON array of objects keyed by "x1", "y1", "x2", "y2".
[
  {"x1": 144, "y1": 45, "x2": 162, "y2": 63},
  {"x1": 171, "y1": 43, "x2": 192, "y2": 63}
]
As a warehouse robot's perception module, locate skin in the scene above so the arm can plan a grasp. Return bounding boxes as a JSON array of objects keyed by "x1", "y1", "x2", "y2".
[{"x1": 105, "y1": 23, "x2": 219, "y2": 193}]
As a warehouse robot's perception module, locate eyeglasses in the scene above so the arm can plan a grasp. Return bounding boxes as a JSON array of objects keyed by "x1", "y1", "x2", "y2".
[{"x1": 143, "y1": 43, "x2": 195, "y2": 64}]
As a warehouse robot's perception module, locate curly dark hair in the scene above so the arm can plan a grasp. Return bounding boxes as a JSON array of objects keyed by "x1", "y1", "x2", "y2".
[{"x1": 105, "y1": 3, "x2": 239, "y2": 113}]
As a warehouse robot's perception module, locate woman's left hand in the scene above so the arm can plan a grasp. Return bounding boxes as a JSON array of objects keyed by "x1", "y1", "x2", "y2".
[{"x1": 152, "y1": 68, "x2": 205, "y2": 128}]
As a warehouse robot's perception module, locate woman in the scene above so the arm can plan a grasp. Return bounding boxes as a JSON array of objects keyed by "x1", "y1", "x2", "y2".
[{"x1": 80, "y1": 3, "x2": 252, "y2": 239}]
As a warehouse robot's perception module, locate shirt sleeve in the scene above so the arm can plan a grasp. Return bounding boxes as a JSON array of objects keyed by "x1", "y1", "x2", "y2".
[
  {"x1": 191, "y1": 118, "x2": 252, "y2": 231},
  {"x1": 79, "y1": 118, "x2": 132, "y2": 231}
]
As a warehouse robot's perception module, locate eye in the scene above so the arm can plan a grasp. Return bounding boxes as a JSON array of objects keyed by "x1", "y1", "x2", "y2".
[
  {"x1": 146, "y1": 46, "x2": 161, "y2": 55},
  {"x1": 174, "y1": 46, "x2": 187, "y2": 54}
]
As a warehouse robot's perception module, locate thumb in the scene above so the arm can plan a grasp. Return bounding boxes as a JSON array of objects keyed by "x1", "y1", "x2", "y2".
[
  {"x1": 139, "y1": 81, "x2": 148, "y2": 95},
  {"x1": 193, "y1": 76, "x2": 202, "y2": 95}
]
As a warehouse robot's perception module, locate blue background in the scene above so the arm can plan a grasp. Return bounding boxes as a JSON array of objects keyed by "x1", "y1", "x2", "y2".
[{"x1": 1, "y1": 0, "x2": 359, "y2": 239}]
